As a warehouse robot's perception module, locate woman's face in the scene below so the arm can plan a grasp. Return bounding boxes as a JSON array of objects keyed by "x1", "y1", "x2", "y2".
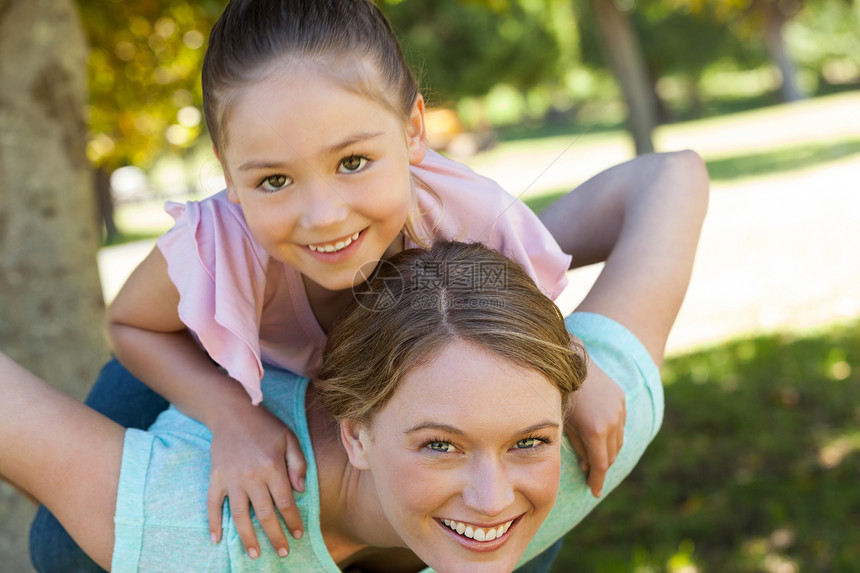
[{"x1": 345, "y1": 339, "x2": 564, "y2": 573}]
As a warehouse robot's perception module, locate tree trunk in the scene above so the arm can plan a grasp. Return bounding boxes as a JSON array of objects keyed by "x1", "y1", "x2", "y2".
[
  {"x1": 589, "y1": 0, "x2": 657, "y2": 155},
  {"x1": 96, "y1": 165, "x2": 119, "y2": 243},
  {"x1": 760, "y1": 0, "x2": 805, "y2": 103},
  {"x1": 0, "y1": 0, "x2": 109, "y2": 402}
]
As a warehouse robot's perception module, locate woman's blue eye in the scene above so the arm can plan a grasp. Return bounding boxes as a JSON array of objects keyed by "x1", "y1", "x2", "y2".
[
  {"x1": 516, "y1": 438, "x2": 541, "y2": 449},
  {"x1": 261, "y1": 174, "x2": 291, "y2": 191},
  {"x1": 428, "y1": 441, "x2": 454, "y2": 453},
  {"x1": 339, "y1": 155, "x2": 368, "y2": 173}
]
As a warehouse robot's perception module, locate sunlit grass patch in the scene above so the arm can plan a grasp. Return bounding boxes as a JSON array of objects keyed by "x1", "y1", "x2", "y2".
[
  {"x1": 704, "y1": 138, "x2": 860, "y2": 182},
  {"x1": 551, "y1": 320, "x2": 860, "y2": 572}
]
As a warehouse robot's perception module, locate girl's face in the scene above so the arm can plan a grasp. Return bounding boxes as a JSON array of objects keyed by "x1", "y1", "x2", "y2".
[
  {"x1": 220, "y1": 65, "x2": 426, "y2": 292},
  {"x1": 342, "y1": 340, "x2": 564, "y2": 573}
]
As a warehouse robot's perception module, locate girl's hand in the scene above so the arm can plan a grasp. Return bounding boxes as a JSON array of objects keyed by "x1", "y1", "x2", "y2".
[
  {"x1": 564, "y1": 363, "x2": 626, "y2": 497},
  {"x1": 207, "y1": 404, "x2": 307, "y2": 559}
]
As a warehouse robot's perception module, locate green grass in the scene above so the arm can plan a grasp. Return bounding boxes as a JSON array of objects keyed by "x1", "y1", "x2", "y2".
[
  {"x1": 522, "y1": 135, "x2": 860, "y2": 215},
  {"x1": 551, "y1": 320, "x2": 860, "y2": 572},
  {"x1": 704, "y1": 138, "x2": 860, "y2": 182}
]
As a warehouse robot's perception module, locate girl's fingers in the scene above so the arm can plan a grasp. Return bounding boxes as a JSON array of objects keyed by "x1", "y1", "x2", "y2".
[
  {"x1": 247, "y1": 483, "x2": 291, "y2": 558},
  {"x1": 564, "y1": 425, "x2": 590, "y2": 474},
  {"x1": 207, "y1": 484, "x2": 226, "y2": 544},
  {"x1": 615, "y1": 403, "x2": 626, "y2": 454},
  {"x1": 284, "y1": 431, "x2": 307, "y2": 493},
  {"x1": 227, "y1": 492, "x2": 263, "y2": 560}
]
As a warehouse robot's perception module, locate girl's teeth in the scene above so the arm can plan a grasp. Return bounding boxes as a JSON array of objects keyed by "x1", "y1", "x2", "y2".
[{"x1": 309, "y1": 231, "x2": 360, "y2": 253}]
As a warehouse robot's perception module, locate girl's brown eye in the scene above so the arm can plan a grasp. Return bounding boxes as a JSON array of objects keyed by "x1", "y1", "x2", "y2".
[
  {"x1": 340, "y1": 155, "x2": 368, "y2": 173},
  {"x1": 261, "y1": 174, "x2": 289, "y2": 191}
]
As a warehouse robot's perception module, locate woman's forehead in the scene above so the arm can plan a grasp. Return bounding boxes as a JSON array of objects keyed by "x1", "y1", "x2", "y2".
[{"x1": 383, "y1": 340, "x2": 564, "y2": 433}]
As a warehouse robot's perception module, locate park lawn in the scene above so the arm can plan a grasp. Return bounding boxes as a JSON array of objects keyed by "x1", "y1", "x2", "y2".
[{"x1": 551, "y1": 319, "x2": 860, "y2": 572}]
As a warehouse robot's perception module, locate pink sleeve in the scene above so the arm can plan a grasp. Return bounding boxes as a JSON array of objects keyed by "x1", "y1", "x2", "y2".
[
  {"x1": 488, "y1": 196, "x2": 571, "y2": 301},
  {"x1": 412, "y1": 150, "x2": 571, "y2": 300},
  {"x1": 156, "y1": 191, "x2": 269, "y2": 405}
]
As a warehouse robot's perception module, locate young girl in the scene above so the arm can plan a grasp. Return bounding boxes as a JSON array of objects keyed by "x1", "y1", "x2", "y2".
[{"x1": 30, "y1": 0, "x2": 704, "y2": 568}]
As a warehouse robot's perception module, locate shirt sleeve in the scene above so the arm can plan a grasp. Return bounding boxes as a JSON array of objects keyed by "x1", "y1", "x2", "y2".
[
  {"x1": 156, "y1": 191, "x2": 270, "y2": 404},
  {"x1": 517, "y1": 311, "x2": 664, "y2": 565},
  {"x1": 411, "y1": 150, "x2": 571, "y2": 301}
]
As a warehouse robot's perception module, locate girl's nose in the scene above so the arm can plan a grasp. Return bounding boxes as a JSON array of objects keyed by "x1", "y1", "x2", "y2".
[
  {"x1": 299, "y1": 176, "x2": 351, "y2": 229},
  {"x1": 462, "y1": 456, "x2": 515, "y2": 518}
]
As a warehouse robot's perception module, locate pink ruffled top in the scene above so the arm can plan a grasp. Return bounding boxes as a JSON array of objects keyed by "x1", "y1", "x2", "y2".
[{"x1": 157, "y1": 150, "x2": 571, "y2": 404}]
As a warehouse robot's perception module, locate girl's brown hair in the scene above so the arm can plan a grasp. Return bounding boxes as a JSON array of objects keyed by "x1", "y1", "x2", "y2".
[
  {"x1": 202, "y1": 0, "x2": 436, "y2": 246},
  {"x1": 202, "y1": 0, "x2": 419, "y2": 154},
  {"x1": 317, "y1": 241, "x2": 587, "y2": 425}
]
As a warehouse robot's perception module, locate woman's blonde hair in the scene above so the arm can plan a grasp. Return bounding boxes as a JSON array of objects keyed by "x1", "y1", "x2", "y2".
[{"x1": 317, "y1": 241, "x2": 587, "y2": 424}]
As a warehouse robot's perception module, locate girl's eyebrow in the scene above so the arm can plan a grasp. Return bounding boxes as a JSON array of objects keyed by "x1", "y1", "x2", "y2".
[
  {"x1": 326, "y1": 130, "x2": 384, "y2": 155},
  {"x1": 237, "y1": 159, "x2": 289, "y2": 172},
  {"x1": 403, "y1": 420, "x2": 560, "y2": 436},
  {"x1": 236, "y1": 131, "x2": 385, "y2": 172}
]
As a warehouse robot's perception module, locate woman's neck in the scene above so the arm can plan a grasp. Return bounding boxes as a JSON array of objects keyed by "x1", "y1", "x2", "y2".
[{"x1": 306, "y1": 388, "x2": 414, "y2": 565}]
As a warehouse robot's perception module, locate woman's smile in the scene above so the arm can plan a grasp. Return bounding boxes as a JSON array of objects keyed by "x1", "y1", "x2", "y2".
[{"x1": 348, "y1": 339, "x2": 563, "y2": 572}]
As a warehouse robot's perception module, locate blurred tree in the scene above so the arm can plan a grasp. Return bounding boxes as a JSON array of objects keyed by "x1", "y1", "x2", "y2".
[
  {"x1": 78, "y1": 0, "x2": 225, "y2": 240},
  {"x1": 0, "y1": 0, "x2": 107, "y2": 400},
  {"x1": 665, "y1": 0, "x2": 810, "y2": 102},
  {"x1": 586, "y1": 0, "x2": 657, "y2": 153},
  {"x1": 379, "y1": 0, "x2": 561, "y2": 106},
  {"x1": 632, "y1": 1, "x2": 756, "y2": 119}
]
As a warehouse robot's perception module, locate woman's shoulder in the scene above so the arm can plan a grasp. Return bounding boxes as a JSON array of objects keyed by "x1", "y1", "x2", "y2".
[
  {"x1": 565, "y1": 312, "x2": 661, "y2": 405},
  {"x1": 519, "y1": 311, "x2": 664, "y2": 564}
]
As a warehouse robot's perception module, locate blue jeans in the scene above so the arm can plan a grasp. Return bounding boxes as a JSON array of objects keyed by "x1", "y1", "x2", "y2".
[{"x1": 29, "y1": 358, "x2": 169, "y2": 573}]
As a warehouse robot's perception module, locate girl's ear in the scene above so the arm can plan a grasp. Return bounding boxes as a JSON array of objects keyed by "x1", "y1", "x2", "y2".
[
  {"x1": 340, "y1": 420, "x2": 372, "y2": 471},
  {"x1": 214, "y1": 144, "x2": 240, "y2": 204},
  {"x1": 406, "y1": 94, "x2": 427, "y2": 165}
]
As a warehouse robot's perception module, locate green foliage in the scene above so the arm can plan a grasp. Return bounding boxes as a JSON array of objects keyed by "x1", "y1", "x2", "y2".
[
  {"x1": 80, "y1": 0, "x2": 225, "y2": 170},
  {"x1": 379, "y1": 0, "x2": 561, "y2": 104},
  {"x1": 789, "y1": 0, "x2": 860, "y2": 88},
  {"x1": 551, "y1": 320, "x2": 860, "y2": 571}
]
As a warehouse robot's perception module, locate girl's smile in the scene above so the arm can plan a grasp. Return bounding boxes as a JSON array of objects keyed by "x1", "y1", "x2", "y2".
[{"x1": 219, "y1": 62, "x2": 426, "y2": 293}]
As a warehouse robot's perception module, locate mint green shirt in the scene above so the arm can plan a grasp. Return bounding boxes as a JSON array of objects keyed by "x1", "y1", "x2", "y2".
[{"x1": 112, "y1": 312, "x2": 662, "y2": 572}]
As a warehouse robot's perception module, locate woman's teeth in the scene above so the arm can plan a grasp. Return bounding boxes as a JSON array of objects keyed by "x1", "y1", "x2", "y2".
[
  {"x1": 308, "y1": 231, "x2": 360, "y2": 253},
  {"x1": 441, "y1": 518, "x2": 513, "y2": 542}
]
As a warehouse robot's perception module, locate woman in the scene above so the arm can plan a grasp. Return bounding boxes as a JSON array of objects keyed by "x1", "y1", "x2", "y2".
[{"x1": 1, "y1": 151, "x2": 708, "y2": 571}]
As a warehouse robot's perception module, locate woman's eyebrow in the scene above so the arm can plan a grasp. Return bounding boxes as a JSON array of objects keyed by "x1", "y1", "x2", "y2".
[{"x1": 403, "y1": 420, "x2": 560, "y2": 436}]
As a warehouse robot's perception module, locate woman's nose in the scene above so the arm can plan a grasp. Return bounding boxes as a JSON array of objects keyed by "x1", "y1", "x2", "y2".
[
  {"x1": 299, "y1": 176, "x2": 351, "y2": 229},
  {"x1": 462, "y1": 456, "x2": 515, "y2": 517}
]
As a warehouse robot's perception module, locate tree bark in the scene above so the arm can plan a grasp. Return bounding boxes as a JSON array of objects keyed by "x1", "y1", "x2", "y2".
[
  {"x1": 0, "y1": 0, "x2": 108, "y2": 401},
  {"x1": 589, "y1": 0, "x2": 657, "y2": 155},
  {"x1": 96, "y1": 166, "x2": 119, "y2": 243},
  {"x1": 760, "y1": 0, "x2": 805, "y2": 103}
]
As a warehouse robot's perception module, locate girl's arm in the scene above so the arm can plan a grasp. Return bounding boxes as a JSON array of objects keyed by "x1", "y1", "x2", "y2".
[
  {"x1": 106, "y1": 247, "x2": 306, "y2": 559},
  {"x1": 539, "y1": 150, "x2": 708, "y2": 494}
]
